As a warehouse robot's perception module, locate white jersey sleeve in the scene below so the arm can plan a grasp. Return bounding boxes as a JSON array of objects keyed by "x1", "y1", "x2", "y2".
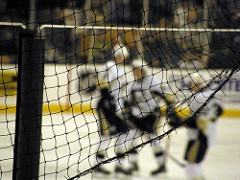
[{"x1": 126, "y1": 76, "x2": 164, "y2": 118}]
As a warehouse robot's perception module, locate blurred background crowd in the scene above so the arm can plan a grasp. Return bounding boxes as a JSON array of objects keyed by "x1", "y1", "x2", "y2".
[{"x1": 0, "y1": 0, "x2": 240, "y2": 68}]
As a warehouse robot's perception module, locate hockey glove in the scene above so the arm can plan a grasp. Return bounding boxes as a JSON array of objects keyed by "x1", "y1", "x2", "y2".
[{"x1": 168, "y1": 111, "x2": 182, "y2": 127}]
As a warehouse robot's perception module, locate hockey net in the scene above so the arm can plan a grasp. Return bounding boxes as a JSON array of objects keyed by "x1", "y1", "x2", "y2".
[{"x1": 0, "y1": 0, "x2": 240, "y2": 179}]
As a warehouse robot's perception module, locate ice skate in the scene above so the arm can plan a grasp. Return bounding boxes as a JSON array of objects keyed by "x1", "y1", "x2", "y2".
[
  {"x1": 151, "y1": 164, "x2": 167, "y2": 176},
  {"x1": 115, "y1": 165, "x2": 132, "y2": 177},
  {"x1": 93, "y1": 166, "x2": 111, "y2": 177}
]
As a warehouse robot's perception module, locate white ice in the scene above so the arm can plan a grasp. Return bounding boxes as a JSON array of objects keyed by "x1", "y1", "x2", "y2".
[{"x1": 1, "y1": 113, "x2": 240, "y2": 180}]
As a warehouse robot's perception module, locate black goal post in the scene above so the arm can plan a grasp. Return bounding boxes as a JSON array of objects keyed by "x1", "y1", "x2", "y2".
[{"x1": 12, "y1": 31, "x2": 45, "y2": 180}]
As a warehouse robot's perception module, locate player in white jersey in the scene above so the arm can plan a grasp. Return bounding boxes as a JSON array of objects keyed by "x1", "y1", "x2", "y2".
[
  {"x1": 184, "y1": 73, "x2": 223, "y2": 180},
  {"x1": 94, "y1": 38, "x2": 130, "y2": 175},
  {"x1": 122, "y1": 58, "x2": 176, "y2": 176}
]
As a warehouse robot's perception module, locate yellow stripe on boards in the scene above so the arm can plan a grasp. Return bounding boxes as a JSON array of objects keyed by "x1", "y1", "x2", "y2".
[{"x1": 0, "y1": 104, "x2": 240, "y2": 118}]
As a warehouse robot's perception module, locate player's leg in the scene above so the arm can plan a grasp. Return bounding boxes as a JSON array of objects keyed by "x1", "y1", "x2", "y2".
[
  {"x1": 123, "y1": 128, "x2": 140, "y2": 174},
  {"x1": 114, "y1": 134, "x2": 132, "y2": 176},
  {"x1": 184, "y1": 132, "x2": 208, "y2": 180},
  {"x1": 117, "y1": 109, "x2": 143, "y2": 175},
  {"x1": 94, "y1": 110, "x2": 111, "y2": 175},
  {"x1": 114, "y1": 128, "x2": 142, "y2": 176},
  {"x1": 149, "y1": 132, "x2": 167, "y2": 176},
  {"x1": 128, "y1": 110, "x2": 167, "y2": 176},
  {"x1": 94, "y1": 92, "x2": 116, "y2": 175},
  {"x1": 185, "y1": 162, "x2": 206, "y2": 180},
  {"x1": 114, "y1": 114, "x2": 133, "y2": 176},
  {"x1": 140, "y1": 113, "x2": 167, "y2": 176}
]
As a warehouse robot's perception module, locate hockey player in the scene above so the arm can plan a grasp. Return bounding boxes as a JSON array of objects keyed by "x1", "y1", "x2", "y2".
[
  {"x1": 122, "y1": 58, "x2": 175, "y2": 176},
  {"x1": 93, "y1": 38, "x2": 131, "y2": 176},
  {"x1": 184, "y1": 73, "x2": 223, "y2": 180}
]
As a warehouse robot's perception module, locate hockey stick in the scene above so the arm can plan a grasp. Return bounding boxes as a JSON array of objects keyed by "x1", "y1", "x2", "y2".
[
  {"x1": 164, "y1": 137, "x2": 186, "y2": 168},
  {"x1": 168, "y1": 153, "x2": 186, "y2": 168}
]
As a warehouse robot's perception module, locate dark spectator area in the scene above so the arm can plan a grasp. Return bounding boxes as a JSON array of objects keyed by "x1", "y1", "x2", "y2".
[{"x1": 0, "y1": 0, "x2": 239, "y2": 69}]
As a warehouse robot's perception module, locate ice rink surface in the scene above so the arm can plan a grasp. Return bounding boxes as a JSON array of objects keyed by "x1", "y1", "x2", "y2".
[
  {"x1": 85, "y1": 117, "x2": 240, "y2": 180},
  {"x1": 1, "y1": 113, "x2": 240, "y2": 180}
]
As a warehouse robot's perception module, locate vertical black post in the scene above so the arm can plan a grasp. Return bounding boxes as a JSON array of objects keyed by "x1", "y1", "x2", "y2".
[
  {"x1": 13, "y1": 32, "x2": 44, "y2": 180},
  {"x1": 28, "y1": 0, "x2": 37, "y2": 30}
]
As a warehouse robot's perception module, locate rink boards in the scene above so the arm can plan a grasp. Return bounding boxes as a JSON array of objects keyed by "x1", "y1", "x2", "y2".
[{"x1": 1, "y1": 64, "x2": 240, "y2": 117}]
